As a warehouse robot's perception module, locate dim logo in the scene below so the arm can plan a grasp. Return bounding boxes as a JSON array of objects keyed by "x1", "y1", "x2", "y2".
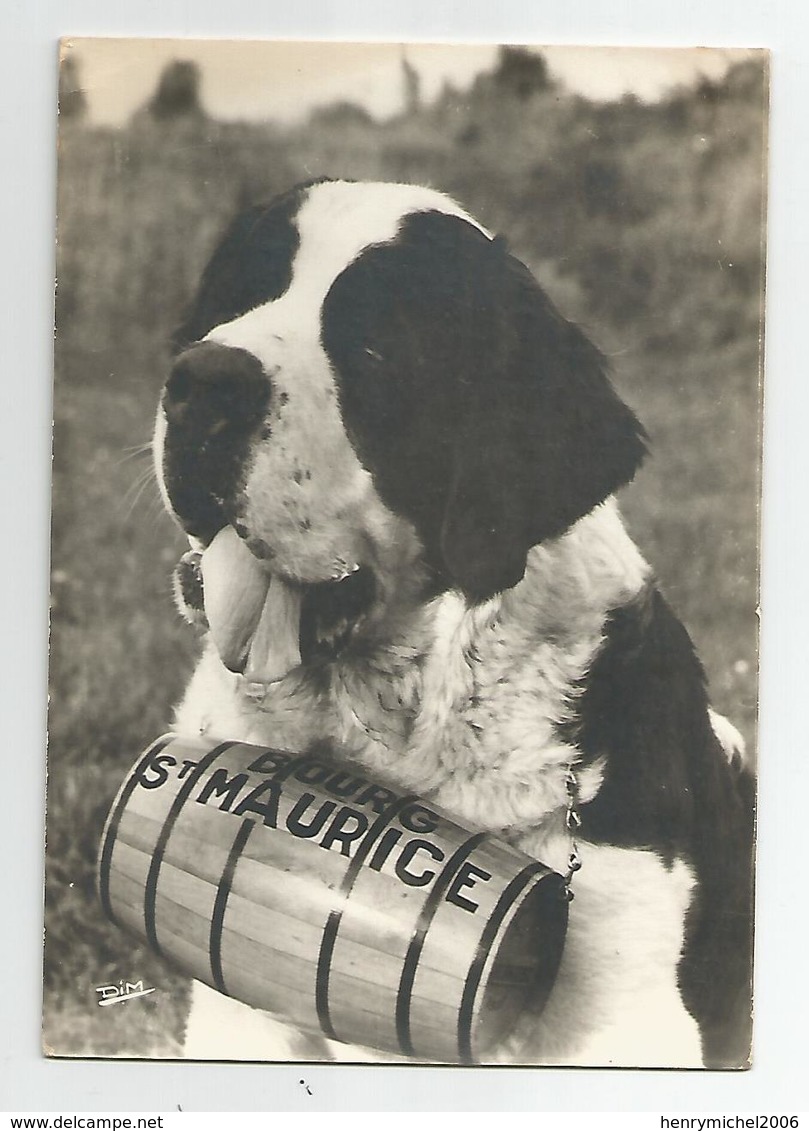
[{"x1": 95, "y1": 979, "x2": 156, "y2": 1006}]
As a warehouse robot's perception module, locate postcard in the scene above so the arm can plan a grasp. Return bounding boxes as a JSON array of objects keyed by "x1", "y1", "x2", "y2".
[{"x1": 46, "y1": 38, "x2": 767, "y2": 1067}]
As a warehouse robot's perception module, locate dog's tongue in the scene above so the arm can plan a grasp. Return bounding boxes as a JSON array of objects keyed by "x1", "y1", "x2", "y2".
[
  {"x1": 244, "y1": 574, "x2": 302, "y2": 685},
  {"x1": 200, "y1": 526, "x2": 301, "y2": 683}
]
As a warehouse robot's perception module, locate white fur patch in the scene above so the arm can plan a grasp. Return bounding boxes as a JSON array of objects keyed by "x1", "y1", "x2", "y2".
[
  {"x1": 494, "y1": 843, "x2": 702, "y2": 1067},
  {"x1": 710, "y1": 707, "x2": 748, "y2": 769}
]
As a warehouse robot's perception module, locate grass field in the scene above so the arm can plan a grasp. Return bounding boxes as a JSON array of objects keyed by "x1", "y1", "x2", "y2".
[{"x1": 45, "y1": 53, "x2": 766, "y2": 1056}]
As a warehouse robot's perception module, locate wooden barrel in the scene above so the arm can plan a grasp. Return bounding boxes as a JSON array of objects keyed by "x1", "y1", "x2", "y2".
[{"x1": 98, "y1": 734, "x2": 568, "y2": 1063}]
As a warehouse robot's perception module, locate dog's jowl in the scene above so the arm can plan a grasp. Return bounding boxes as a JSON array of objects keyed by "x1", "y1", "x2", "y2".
[{"x1": 154, "y1": 179, "x2": 754, "y2": 1067}]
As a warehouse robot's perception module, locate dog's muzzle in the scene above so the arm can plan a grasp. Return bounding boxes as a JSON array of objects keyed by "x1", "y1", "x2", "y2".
[{"x1": 160, "y1": 341, "x2": 378, "y2": 686}]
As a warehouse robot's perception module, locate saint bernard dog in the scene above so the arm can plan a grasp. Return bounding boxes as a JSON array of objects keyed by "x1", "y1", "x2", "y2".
[{"x1": 153, "y1": 178, "x2": 754, "y2": 1068}]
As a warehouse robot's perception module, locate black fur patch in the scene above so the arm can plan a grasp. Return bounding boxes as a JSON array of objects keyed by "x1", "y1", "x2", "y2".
[
  {"x1": 572, "y1": 585, "x2": 754, "y2": 1066},
  {"x1": 322, "y1": 210, "x2": 646, "y2": 602},
  {"x1": 172, "y1": 181, "x2": 314, "y2": 350}
]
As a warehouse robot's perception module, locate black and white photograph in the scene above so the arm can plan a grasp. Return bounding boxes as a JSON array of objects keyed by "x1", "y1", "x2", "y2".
[{"x1": 46, "y1": 38, "x2": 766, "y2": 1070}]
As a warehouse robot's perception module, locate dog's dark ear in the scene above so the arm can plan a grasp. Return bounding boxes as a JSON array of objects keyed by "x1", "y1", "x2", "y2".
[
  {"x1": 441, "y1": 252, "x2": 647, "y2": 602},
  {"x1": 323, "y1": 210, "x2": 646, "y2": 604}
]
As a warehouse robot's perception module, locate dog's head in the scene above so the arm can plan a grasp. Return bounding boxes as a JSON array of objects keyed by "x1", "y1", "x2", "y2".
[{"x1": 154, "y1": 179, "x2": 646, "y2": 682}]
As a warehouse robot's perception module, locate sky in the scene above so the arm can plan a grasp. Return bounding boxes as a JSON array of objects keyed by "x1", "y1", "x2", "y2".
[{"x1": 61, "y1": 39, "x2": 756, "y2": 126}]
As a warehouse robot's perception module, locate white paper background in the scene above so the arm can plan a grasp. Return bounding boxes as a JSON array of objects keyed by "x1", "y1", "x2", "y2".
[{"x1": 2, "y1": 0, "x2": 805, "y2": 1113}]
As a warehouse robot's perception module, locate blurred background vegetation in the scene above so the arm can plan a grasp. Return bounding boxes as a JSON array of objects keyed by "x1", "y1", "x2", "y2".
[{"x1": 47, "y1": 46, "x2": 767, "y2": 1055}]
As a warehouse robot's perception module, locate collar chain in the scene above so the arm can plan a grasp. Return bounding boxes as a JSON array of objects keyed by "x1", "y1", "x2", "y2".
[{"x1": 563, "y1": 766, "x2": 583, "y2": 899}]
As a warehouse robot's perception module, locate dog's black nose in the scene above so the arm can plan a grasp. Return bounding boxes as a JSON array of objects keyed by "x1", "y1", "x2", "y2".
[{"x1": 163, "y1": 342, "x2": 270, "y2": 435}]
